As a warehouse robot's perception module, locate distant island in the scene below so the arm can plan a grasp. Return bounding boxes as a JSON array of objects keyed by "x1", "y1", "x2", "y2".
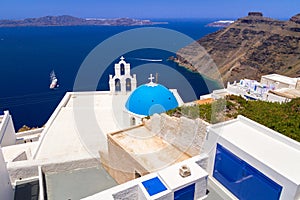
[
  {"x1": 0, "y1": 15, "x2": 167, "y2": 27},
  {"x1": 206, "y1": 20, "x2": 234, "y2": 27}
]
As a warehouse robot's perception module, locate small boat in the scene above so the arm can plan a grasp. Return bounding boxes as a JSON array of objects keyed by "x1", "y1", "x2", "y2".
[{"x1": 49, "y1": 70, "x2": 59, "y2": 89}]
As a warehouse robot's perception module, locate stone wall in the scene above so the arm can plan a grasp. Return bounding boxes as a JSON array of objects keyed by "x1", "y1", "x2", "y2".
[
  {"x1": 102, "y1": 113, "x2": 209, "y2": 185},
  {"x1": 145, "y1": 114, "x2": 209, "y2": 157},
  {"x1": 102, "y1": 134, "x2": 148, "y2": 184},
  {"x1": 112, "y1": 185, "x2": 139, "y2": 200}
]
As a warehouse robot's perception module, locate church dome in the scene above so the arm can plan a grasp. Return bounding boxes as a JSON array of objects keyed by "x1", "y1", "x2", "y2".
[{"x1": 125, "y1": 82, "x2": 179, "y2": 116}]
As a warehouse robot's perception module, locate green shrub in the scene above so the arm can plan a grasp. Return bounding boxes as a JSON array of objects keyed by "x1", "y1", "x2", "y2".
[{"x1": 167, "y1": 95, "x2": 300, "y2": 142}]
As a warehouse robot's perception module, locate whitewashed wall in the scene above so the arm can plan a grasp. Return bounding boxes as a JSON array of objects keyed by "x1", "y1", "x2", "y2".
[
  {"x1": 0, "y1": 147, "x2": 13, "y2": 200},
  {"x1": 0, "y1": 111, "x2": 16, "y2": 147}
]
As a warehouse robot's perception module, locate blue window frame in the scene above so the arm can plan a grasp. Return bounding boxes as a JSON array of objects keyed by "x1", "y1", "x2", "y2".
[
  {"x1": 142, "y1": 177, "x2": 167, "y2": 196},
  {"x1": 213, "y1": 144, "x2": 282, "y2": 200}
]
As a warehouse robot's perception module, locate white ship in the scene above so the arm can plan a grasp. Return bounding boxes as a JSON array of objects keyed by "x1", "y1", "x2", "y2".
[{"x1": 49, "y1": 70, "x2": 59, "y2": 89}]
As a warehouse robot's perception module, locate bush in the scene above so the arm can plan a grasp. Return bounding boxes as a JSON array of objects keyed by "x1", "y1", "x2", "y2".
[{"x1": 167, "y1": 95, "x2": 300, "y2": 142}]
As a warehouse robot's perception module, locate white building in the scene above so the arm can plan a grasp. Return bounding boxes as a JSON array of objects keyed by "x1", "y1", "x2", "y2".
[
  {"x1": 85, "y1": 115, "x2": 300, "y2": 200},
  {"x1": 83, "y1": 156, "x2": 208, "y2": 200},
  {"x1": 1, "y1": 59, "x2": 299, "y2": 200},
  {"x1": 260, "y1": 74, "x2": 300, "y2": 90},
  {"x1": 109, "y1": 56, "x2": 137, "y2": 95},
  {"x1": 204, "y1": 115, "x2": 300, "y2": 200},
  {"x1": 0, "y1": 57, "x2": 187, "y2": 200},
  {"x1": 261, "y1": 74, "x2": 300, "y2": 102},
  {"x1": 206, "y1": 74, "x2": 300, "y2": 102}
]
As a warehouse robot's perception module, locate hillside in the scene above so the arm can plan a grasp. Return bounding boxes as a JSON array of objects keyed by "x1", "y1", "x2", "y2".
[
  {"x1": 0, "y1": 15, "x2": 164, "y2": 27},
  {"x1": 173, "y1": 12, "x2": 300, "y2": 84},
  {"x1": 167, "y1": 95, "x2": 300, "y2": 142}
]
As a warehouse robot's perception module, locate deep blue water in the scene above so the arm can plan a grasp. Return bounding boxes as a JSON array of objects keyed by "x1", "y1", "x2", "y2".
[{"x1": 0, "y1": 19, "x2": 221, "y2": 130}]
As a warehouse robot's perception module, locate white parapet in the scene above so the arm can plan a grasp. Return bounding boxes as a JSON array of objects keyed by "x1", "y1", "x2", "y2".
[
  {"x1": 82, "y1": 156, "x2": 208, "y2": 200},
  {"x1": 0, "y1": 111, "x2": 16, "y2": 147}
]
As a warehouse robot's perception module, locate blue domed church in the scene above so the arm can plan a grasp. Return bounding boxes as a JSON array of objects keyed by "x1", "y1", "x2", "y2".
[
  {"x1": 109, "y1": 57, "x2": 183, "y2": 126},
  {"x1": 125, "y1": 74, "x2": 179, "y2": 116}
]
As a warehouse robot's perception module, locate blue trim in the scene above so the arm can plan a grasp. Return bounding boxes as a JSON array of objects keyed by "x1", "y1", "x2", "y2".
[
  {"x1": 213, "y1": 144, "x2": 282, "y2": 200},
  {"x1": 244, "y1": 95, "x2": 257, "y2": 101}
]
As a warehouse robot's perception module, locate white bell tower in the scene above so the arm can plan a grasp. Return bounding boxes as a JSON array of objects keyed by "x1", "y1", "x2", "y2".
[{"x1": 109, "y1": 56, "x2": 137, "y2": 94}]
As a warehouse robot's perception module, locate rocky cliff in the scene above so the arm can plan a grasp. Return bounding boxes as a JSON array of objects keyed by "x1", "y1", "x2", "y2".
[{"x1": 174, "y1": 12, "x2": 300, "y2": 84}]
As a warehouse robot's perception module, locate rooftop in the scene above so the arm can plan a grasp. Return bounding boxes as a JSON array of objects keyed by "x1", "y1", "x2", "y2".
[
  {"x1": 45, "y1": 167, "x2": 117, "y2": 199},
  {"x1": 1, "y1": 142, "x2": 35, "y2": 162},
  {"x1": 195, "y1": 98, "x2": 214, "y2": 105},
  {"x1": 33, "y1": 91, "x2": 130, "y2": 161},
  {"x1": 108, "y1": 125, "x2": 190, "y2": 172},
  {"x1": 269, "y1": 88, "x2": 300, "y2": 99},
  {"x1": 261, "y1": 74, "x2": 299, "y2": 86}
]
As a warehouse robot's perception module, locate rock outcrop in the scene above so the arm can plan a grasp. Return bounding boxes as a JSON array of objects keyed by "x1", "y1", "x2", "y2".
[
  {"x1": 290, "y1": 14, "x2": 300, "y2": 24},
  {"x1": 174, "y1": 12, "x2": 300, "y2": 84}
]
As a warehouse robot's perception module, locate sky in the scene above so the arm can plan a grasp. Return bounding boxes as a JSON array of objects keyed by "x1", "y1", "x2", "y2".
[{"x1": 0, "y1": 0, "x2": 299, "y2": 20}]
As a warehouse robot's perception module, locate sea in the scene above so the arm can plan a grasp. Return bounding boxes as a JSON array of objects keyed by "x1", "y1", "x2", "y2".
[{"x1": 0, "y1": 19, "x2": 222, "y2": 130}]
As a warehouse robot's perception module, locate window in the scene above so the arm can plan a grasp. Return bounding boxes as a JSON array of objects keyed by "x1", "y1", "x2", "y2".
[
  {"x1": 134, "y1": 170, "x2": 141, "y2": 179},
  {"x1": 213, "y1": 144, "x2": 282, "y2": 200},
  {"x1": 120, "y1": 63, "x2": 125, "y2": 75},
  {"x1": 115, "y1": 79, "x2": 121, "y2": 92},
  {"x1": 142, "y1": 177, "x2": 167, "y2": 196},
  {"x1": 174, "y1": 183, "x2": 195, "y2": 200},
  {"x1": 126, "y1": 78, "x2": 131, "y2": 91},
  {"x1": 130, "y1": 117, "x2": 136, "y2": 126}
]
